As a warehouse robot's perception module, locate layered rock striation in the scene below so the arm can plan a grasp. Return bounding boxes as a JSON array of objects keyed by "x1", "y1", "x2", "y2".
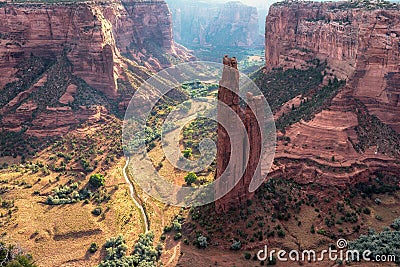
[
  {"x1": 0, "y1": 0, "x2": 189, "y2": 97},
  {"x1": 0, "y1": 0, "x2": 193, "y2": 136},
  {"x1": 263, "y1": 1, "x2": 400, "y2": 188},
  {"x1": 265, "y1": 1, "x2": 400, "y2": 132}
]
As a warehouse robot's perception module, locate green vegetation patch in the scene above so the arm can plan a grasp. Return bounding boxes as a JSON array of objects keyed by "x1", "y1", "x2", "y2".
[
  {"x1": 0, "y1": 241, "x2": 37, "y2": 267},
  {"x1": 276, "y1": 78, "x2": 345, "y2": 131},
  {"x1": 251, "y1": 60, "x2": 326, "y2": 111},
  {"x1": 0, "y1": 55, "x2": 51, "y2": 109},
  {"x1": 352, "y1": 100, "x2": 400, "y2": 157},
  {"x1": 98, "y1": 232, "x2": 162, "y2": 267}
]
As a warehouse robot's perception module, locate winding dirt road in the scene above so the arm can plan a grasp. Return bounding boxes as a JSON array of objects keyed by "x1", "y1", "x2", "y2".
[{"x1": 123, "y1": 157, "x2": 149, "y2": 233}]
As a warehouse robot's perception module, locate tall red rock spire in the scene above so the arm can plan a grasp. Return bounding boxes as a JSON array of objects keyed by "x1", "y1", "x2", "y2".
[{"x1": 215, "y1": 55, "x2": 262, "y2": 213}]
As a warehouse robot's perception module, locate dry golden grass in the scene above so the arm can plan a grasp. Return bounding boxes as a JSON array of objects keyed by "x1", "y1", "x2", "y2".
[{"x1": 0, "y1": 157, "x2": 144, "y2": 267}]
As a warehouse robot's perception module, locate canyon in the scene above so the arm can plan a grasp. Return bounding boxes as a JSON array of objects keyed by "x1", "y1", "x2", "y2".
[
  {"x1": 0, "y1": 1, "x2": 399, "y2": 266},
  {"x1": 266, "y1": 1, "x2": 400, "y2": 131},
  {"x1": 168, "y1": 0, "x2": 263, "y2": 48}
]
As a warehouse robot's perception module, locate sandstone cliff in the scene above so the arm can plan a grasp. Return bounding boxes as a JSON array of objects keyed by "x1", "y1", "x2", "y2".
[
  {"x1": 265, "y1": 1, "x2": 400, "y2": 132},
  {"x1": 169, "y1": 0, "x2": 263, "y2": 47},
  {"x1": 0, "y1": 0, "x2": 192, "y2": 97},
  {"x1": 0, "y1": 0, "x2": 193, "y2": 136},
  {"x1": 263, "y1": 1, "x2": 400, "y2": 188}
]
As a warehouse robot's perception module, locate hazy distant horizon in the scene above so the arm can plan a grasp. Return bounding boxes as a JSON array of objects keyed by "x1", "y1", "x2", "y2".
[
  {"x1": 166, "y1": 0, "x2": 282, "y2": 8},
  {"x1": 167, "y1": 0, "x2": 399, "y2": 9}
]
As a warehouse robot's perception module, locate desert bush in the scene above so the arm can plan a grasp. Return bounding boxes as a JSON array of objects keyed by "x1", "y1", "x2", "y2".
[
  {"x1": 89, "y1": 174, "x2": 105, "y2": 188},
  {"x1": 182, "y1": 148, "x2": 192, "y2": 159},
  {"x1": 184, "y1": 172, "x2": 197, "y2": 186},
  {"x1": 92, "y1": 207, "x2": 102, "y2": 216},
  {"x1": 391, "y1": 217, "x2": 400, "y2": 230},
  {"x1": 172, "y1": 220, "x2": 182, "y2": 232},
  {"x1": 89, "y1": 242, "x2": 98, "y2": 253},
  {"x1": 230, "y1": 240, "x2": 241, "y2": 250},
  {"x1": 197, "y1": 235, "x2": 207, "y2": 248}
]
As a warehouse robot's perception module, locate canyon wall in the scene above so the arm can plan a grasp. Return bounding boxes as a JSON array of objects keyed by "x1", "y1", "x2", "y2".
[
  {"x1": 263, "y1": 1, "x2": 400, "y2": 188},
  {"x1": 265, "y1": 1, "x2": 400, "y2": 132},
  {"x1": 0, "y1": 0, "x2": 194, "y2": 136},
  {"x1": 0, "y1": 0, "x2": 187, "y2": 98},
  {"x1": 169, "y1": 0, "x2": 263, "y2": 47}
]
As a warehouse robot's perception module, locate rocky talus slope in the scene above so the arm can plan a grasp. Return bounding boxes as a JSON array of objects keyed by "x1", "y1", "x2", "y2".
[
  {"x1": 263, "y1": 1, "x2": 400, "y2": 188},
  {"x1": 0, "y1": 0, "x2": 193, "y2": 137}
]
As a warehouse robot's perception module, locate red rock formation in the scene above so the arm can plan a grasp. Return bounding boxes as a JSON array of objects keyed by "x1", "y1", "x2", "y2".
[
  {"x1": 215, "y1": 56, "x2": 263, "y2": 213},
  {"x1": 265, "y1": 1, "x2": 400, "y2": 132},
  {"x1": 263, "y1": 1, "x2": 400, "y2": 188},
  {"x1": 0, "y1": 0, "x2": 195, "y2": 137},
  {"x1": 0, "y1": 0, "x2": 192, "y2": 98}
]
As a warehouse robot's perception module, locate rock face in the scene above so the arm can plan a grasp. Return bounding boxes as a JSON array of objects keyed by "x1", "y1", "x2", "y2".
[
  {"x1": 0, "y1": 0, "x2": 194, "y2": 136},
  {"x1": 215, "y1": 56, "x2": 262, "y2": 213},
  {"x1": 265, "y1": 1, "x2": 400, "y2": 132},
  {"x1": 0, "y1": 0, "x2": 189, "y2": 98},
  {"x1": 263, "y1": 1, "x2": 400, "y2": 188},
  {"x1": 169, "y1": 0, "x2": 263, "y2": 47}
]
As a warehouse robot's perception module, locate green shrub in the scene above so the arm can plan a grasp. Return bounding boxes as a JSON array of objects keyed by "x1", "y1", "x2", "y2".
[
  {"x1": 267, "y1": 255, "x2": 277, "y2": 265},
  {"x1": 89, "y1": 174, "x2": 105, "y2": 188},
  {"x1": 363, "y1": 207, "x2": 371, "y2": 215},
  {"x1": 0, "y1": 241, "x2": 37, "y2": 267},
  {"x1": 197, "y1": 235, "x2": 207, "y2": 248},
  {"x1": 230, "y1": 240, "x2": 241, "y2": 250},
  {"x1": 391, "y1": 217, "x2": 400, "y2": 230},
  {"x1": 163, "y1": 225, "x2": 172, "y2": 232},
  {"x1": 89, "y1": 242, "x2": 98, "y2": 253},
  {"x1": 173, "y1": 233, "x2": 182, "y2": 240},
  {"x1": 92, "y1": 207, "x2": 102, "y2": 216},
  {"x1": 182, "y1": 148, "x2": 192, "y2": 159},
  {"x1": 277, "y1": 229, "x2": 285, "y2": 238},
  {"x1": 184, "y1": 172, "x2": 197, "y2": 186}
]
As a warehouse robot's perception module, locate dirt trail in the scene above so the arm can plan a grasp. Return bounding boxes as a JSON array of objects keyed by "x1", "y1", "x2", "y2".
[{"x1": 123, "y1": 157, "x2": 149, "y2": 233}]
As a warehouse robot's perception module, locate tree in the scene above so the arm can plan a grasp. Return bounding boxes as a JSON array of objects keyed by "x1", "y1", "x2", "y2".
[
  {"x1": 182, "y1": 148, "x2": 192, "y2": 159},
  {"x1": 89, "y1": 174, "x2": 105, "y2": 188},
  {"x1": 184, "y1": 172, "x2": 197, "y2": 186}
]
